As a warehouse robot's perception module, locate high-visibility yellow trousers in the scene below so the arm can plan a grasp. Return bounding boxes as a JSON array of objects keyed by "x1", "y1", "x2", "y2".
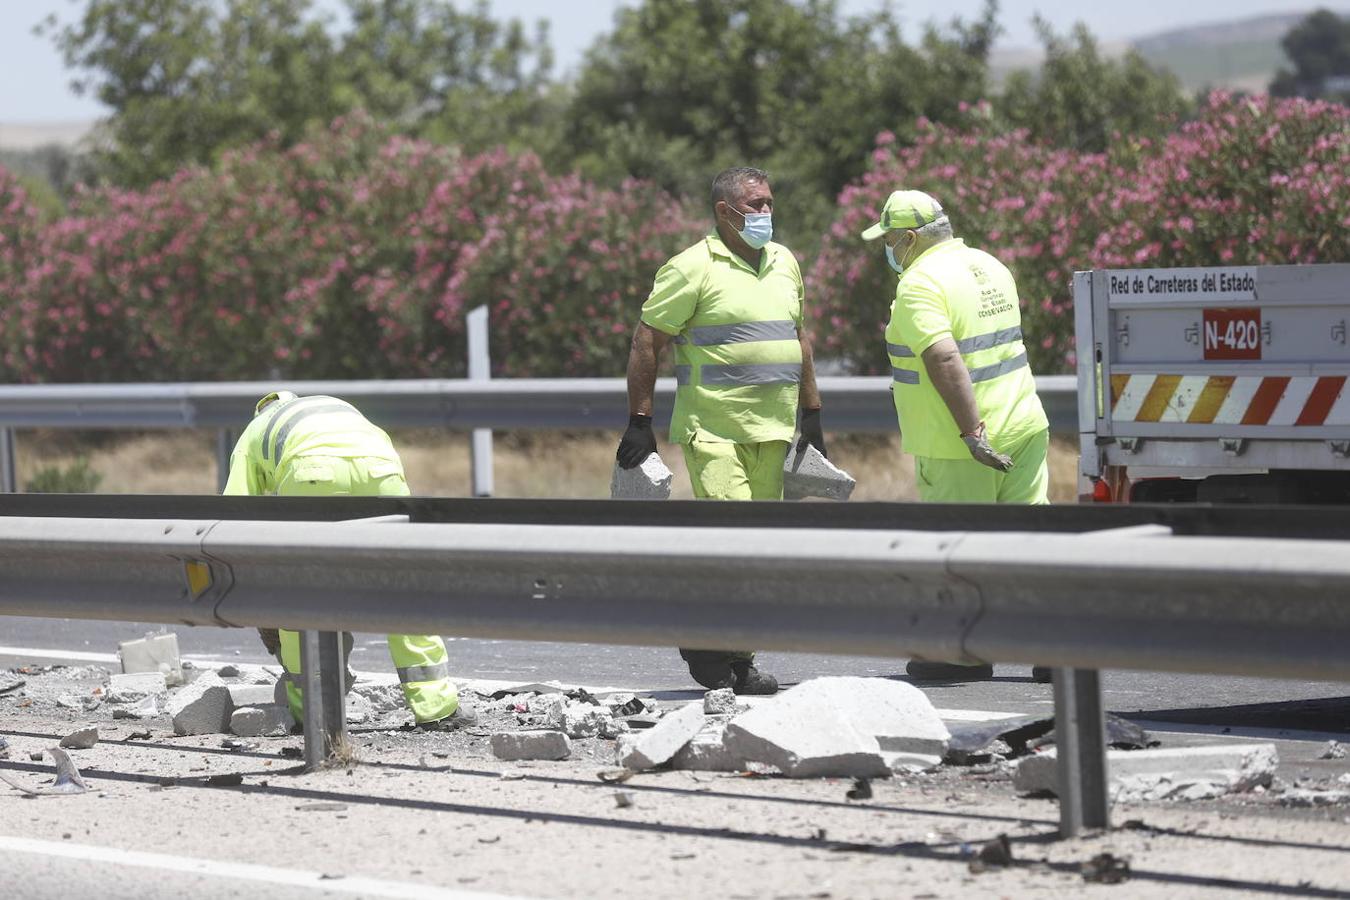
[
  {"x1": 677, "y1": 438, "x2": 789, "y2": 672},
  {"x1": 913, "y1": 429, "x2": 1049, "y2": 505},
  {"x1": 274, "y1": 455, "x2": 459, "y2": 724}
]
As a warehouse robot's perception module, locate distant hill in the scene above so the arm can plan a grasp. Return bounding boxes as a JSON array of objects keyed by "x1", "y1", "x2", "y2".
[{"x1": 991, "y1": 8, "x2": 1348, "y2": 94}]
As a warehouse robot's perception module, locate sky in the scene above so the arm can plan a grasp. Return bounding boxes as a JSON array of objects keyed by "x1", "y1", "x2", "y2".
[{"x1": 0, "y1": 0, "x2": 1324, "y2": 122}]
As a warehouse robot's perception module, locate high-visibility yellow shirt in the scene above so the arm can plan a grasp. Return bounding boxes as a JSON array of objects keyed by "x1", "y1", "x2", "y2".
[
  {"x1": 885, "y1": 239, "x2": 1048, "y2": 459},
  {"x1": 222, "y1": 395, "x2": 402, "y2": 495},
  {"x1": 641, "y1": 234, "x2": 804, "y2": 444}
]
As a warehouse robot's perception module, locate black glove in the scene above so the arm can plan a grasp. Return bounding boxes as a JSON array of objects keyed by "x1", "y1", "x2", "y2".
[
  {"x1": 616, "y1": 414, "x2": 657, "y2": 469},
  {"x1": 796, "y1": 407, "x2": 827, "y2": 459}
]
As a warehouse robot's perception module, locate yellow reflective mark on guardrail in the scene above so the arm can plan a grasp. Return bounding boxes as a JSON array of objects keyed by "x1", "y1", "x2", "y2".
[{"x1": 184, "y1": 560, "x2": 213, "y2": 599}]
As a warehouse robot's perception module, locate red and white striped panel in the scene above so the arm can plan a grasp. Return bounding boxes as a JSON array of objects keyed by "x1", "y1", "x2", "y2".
[{"x1": 1110, "y1": 374, "x2": 1350, "y2": 426}]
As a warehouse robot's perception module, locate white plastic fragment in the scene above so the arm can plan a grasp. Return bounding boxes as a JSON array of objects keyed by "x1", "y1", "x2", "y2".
[
  {"x1": 782, "y1": 443, "x2": 856, "y2": 501},
  {"x1": 610, "y1": 453, "x2": 673, "y2": 500}
]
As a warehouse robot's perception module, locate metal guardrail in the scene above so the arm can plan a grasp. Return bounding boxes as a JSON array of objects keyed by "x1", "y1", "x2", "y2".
[
  {"x1": 0, "y1": 374, "x2": 1077, "y2": 493},
  {"x1": 2, "y1": 510, "x2": 1348, "y2": 835}
]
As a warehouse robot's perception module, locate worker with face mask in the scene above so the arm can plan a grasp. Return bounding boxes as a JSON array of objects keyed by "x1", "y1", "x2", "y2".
[
  {"x1": 862, "y1": 189, "x2": 1051, "y2": 683},
  {"x1": 224, "y1": 391, "x2": 472, "y2": 728},
  {"x1": 617, "y1": 166, "x2": 828, "y2": 695}
]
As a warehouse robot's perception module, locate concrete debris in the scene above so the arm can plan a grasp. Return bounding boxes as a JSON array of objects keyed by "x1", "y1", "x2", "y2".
[
  {"x1": 968, "y1": 834, "x2": 1013, "y2": 873},
  {"x1": 166, "y1": 671, "x2": 233, "y2": 736},
  {"x1": 726, "y1": 677, "x2": 948, "y2": 778},
  {"x1": 56, "y1": 692, "x2": 101, "y2": 712},
  {"x1": 106, "y1": 672, "x2": 168, "y2": 703},
  {"x1": 725, "y1": 701, "x2": 890, "y2": 779},
  {"x1": 625, "y1": 713, "x2": 663, "y2": 730},
  {"x1": 0, "y1": 673, "x2": 26, "y2": 694},
  {"x1": 1082, "y1": 852, "x2": 1130, "y2": 884},
  {"x1": 59, "y1": 727, "x2": 99, "y2": 750},
  {"x1": 702, "y1": 688, "x2": 741, "y2": 716},
  {"x1": 605, "y1": 693, "x2": 653, "y2": 718},
  {"x1": 345, "y1": 694, "x2": 371, "y2": 725},
  {"x1": 529, "y1": 692, "x2": 569, "y2": 720},
  {"x1": 227, "y1": 684, "x2": 276, "y2": 708},
  {"x1": 1014, "y1": 743, "x2": 1278, "y2": 801},
  {"x1": 350, "y1": 679, "x2": 405, "y2": 715},
  {"x1": 610, "y1": 453, "x2": 673, "y2": 500},
  {"x1": 945, "y1": 712, "x2": 1151, "y2": 764},
  {"x1": 670, "y1": 721, "x2": 748, "y2": 773},
  {"x1": 597, "y1": 768, "x2": 635, "y2": 784},
  {"x1": 883, "y1": 751, "x2": 943, "y2": 774},
  {"x1": 613, "y1": 791, "x2": 634, "y2": 809},
  {"x1": 618, "y1": 702, "x2": 706, "y2": 770},
  {"x1": 491, "y1": 729, "x2": 572, "y2": 761},
  {"x1": 112, "y1": 696, "x2": 160, "y2": 720},
  {"x1": 1278, "y1": 788, "x2": 1350, "y2": 808},
  {"x1": 0, "y1": 747, "x2": 88, "y2": 796},
  {"x1": 230, "y1": 705, "x2": 294, "y2": 738},
  {"x1": 846, "y1": 778, "x2": 873, "y2": 801},
  {"x1": 782, "y1": 443, "x2": 856, "y2": 501},
  {"x1": 553, "y1": 702, "x2": 616, "y2": 739},
  {"x1": 119, "y1": 632, "x2": 183, "y2": 686},
  {"x1": 1319, "y1": 741, "x2": 1348, "y2": 760}
]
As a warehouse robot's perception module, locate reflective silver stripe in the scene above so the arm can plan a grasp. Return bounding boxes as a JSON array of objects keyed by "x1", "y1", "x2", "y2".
[
  {"x1": 699, "y1": 363, "x2": 801, "y2": 386},
  {"x1": 957, "y1": 325, "x2": 1022, "y2": 354},
  {"x1": 397, "y1": 662, "x2": 450, "y2": 684},
  {"x1": 674, "y1": 320, "x2": 797, "y2": 346},
  {"x1": 271, "y1": 401, "x2": 361, "y2": 461},
  {"x1": 892, "y1": 367, "x2": 920, "y2": 385},
  {"x1": 675, "y1": 365, "x2": 692, "y2": 386},
  {"x1": 260, "y1": 396, "x2": 308, "y2": 461},
  {"x1": 886, "y1": 326, "x2": 1021, "y2": 361},
  {"x1": 969, "y1": 351, "x2": 1029, "y2": 383}
]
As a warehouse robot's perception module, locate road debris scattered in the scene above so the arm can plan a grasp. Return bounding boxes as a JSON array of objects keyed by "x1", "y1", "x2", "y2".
[
  {"x1": 58, "y1": 727, "x2": 99, "y2": 750},
  {"x1": 1082, "y1": 852, "x2": 1131, "y2": 884},
  {"x1": 1015, "y1": 743, "x2": 1278, "y2": 801},
  {"x1": 0, "y1": 747, "x2": 88, "y2": 796},
  {"x1": 782, "y1": 442, "x2": 856, "y2": 501}
]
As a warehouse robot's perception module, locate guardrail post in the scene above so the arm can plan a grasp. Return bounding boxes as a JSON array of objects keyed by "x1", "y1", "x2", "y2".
[
  {"x1": 1053, "y1": 667, "x2": 1109, "y2": 836},
  {"x1": 299, "y1": 630, "x2": 348, "y2": 769},
  {"x1": 0, "y1": 428, "x2": 15, "y2": 493},
  {"x1": 467, "y1": 306, "x2": 494, "y2": 497},
  {"x1": 215, "y1": 428, "x2": 235, "y2": 493}
]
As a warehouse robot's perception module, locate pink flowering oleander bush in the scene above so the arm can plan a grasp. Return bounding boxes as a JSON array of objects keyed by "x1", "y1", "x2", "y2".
[
  {"x1": 807, "y1": 94, "x2": 1350, "y2": 375},
  {"x1": 2, "y1": 112, "x2": 702, "y2": 383},
  {"x1": 0, "y1": 168, "x2": 42, "y2": 380}
]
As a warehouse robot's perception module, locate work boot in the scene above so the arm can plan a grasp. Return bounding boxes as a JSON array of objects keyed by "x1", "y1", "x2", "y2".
[
  {"x1": 730, "y1": 661, "x2": 778, "y2": 695},
  {"x1": 905, "y1": 659, "x2": 995, "y2": 682},
  {"x1": 411, "y1": 702, "x2": 479, "y2": 732},
  {"x1": 682, "y1": 650, "x2": 737, "y2": 691},
  {"x1": 1031, "y1": 665, "x2": 1053, "y2": 684}
]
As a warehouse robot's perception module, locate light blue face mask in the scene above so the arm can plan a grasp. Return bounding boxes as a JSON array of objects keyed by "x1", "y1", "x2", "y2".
[
  {"x1": 736, "y1": 211, "x2": 773, "y2": 249},
  {"x1": 885, "y1": 243, "x2": 905, "y2": 275}
]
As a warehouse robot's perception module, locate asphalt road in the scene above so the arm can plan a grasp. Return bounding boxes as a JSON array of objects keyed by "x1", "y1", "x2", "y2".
[{"x1": 4, "y1": 615, "x2": 1349, "y2": 738}]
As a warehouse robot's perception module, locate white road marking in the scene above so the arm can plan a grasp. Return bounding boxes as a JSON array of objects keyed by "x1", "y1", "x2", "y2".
[
  {"x1": 0, "y1": 836, "x2": 533, "y2": 900},
  {"x1": 936, "y1": 708, "x2": 1025, "y2": 722},
  {"x1": 0, "y1": 646, "x2": 118, "y2": 663}
]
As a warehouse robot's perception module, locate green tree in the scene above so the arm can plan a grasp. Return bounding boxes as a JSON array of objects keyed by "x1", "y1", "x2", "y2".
[
  {"x1": 997, "y1": 19, "x2": 1189, "y2": 152},
  {"x1": 557, "y1": 0, "x2": 997, "y2": 246},
  {"x1": 1271, "y1": 9, "x2": 1350, "y2": 101},
  {"x1": 45, "y1": 0, "x2": 553, "y2": 187}
]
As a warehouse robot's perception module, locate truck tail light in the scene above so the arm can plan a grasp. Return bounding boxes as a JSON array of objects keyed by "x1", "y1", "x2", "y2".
[{"x1": 1091, "y1": 478, "x2": 1114, "y2": 503}]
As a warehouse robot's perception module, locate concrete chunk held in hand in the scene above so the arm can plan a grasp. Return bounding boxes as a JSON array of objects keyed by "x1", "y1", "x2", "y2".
[
  {"x1": 610, "y1": 453, "x2": 673, "y2": 500},
  {"x1": 782, "y1": 444, "x2": 855, "y2": 501}
]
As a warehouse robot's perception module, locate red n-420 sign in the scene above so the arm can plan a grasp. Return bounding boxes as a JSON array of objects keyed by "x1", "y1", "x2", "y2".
[{"x1": 1202, "y1": 308, "x2": 1262, "y2": 360}]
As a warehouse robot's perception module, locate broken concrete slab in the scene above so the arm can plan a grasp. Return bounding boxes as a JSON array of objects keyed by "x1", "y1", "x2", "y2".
[
  {"x1": 670, "y1": 721, "x2": 749, "y2": 772},
  {"x1": 883, "y1": 751, "x2": 943, "y2": 774},
  {"x1": 227, "y1": 684, "x2": 277, "y2": 709},
  {"x1": 106, "y1": 672, "x2": 168, "y2": 703},
  {"x1": 703, "y1": 688, "x2": 740, "y2": 716},
  {"x1": 119, "y1": 632, "x2": 183, "y2": 686},
  {"x1": 491, "y1": 730, "x2": 572, "y2": 761},
  {"x1": 775, "y1": 677, "x2": 951, "y2": 756},
  {"x1": 167, "y1": 671, "x2": 233, "y2": 736},
  {"x1": 725, "y1": 701, "x2": 890, "y2": 779},
  {"x1": 59, "y1": 727, "x2": 99, "y2": 750},
  {"x1": 617, "y1": 702, "x2": 706, "y2": 770},
  {"x1": 111, "y1": 696, "x2": 160, "y2": 720},
  {"x1": 609, "y1": 453, "x2": 673, "y2": 500},
  {"x1": 1013, "y1": 743, "x2": 1278, "y2": 800},
  {"x1": 782, "y1": 443, "x2": 856, "y2": 501},
  {"x1": 229, "y1": 705, "x2": 294, "y2": 738},
  {"x1": 554, "y1": 703, "x2": 615, "y2": 739}
]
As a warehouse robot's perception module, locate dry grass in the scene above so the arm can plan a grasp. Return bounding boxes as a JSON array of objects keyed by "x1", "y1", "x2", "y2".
[{"x1": 15, "y1": 428, "x2": 1082, "y2": 502}]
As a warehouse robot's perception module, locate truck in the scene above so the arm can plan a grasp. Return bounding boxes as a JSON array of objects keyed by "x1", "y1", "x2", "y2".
[{"x1": 1074, "y1": 263, "x2": 1350, "y2": 504}]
